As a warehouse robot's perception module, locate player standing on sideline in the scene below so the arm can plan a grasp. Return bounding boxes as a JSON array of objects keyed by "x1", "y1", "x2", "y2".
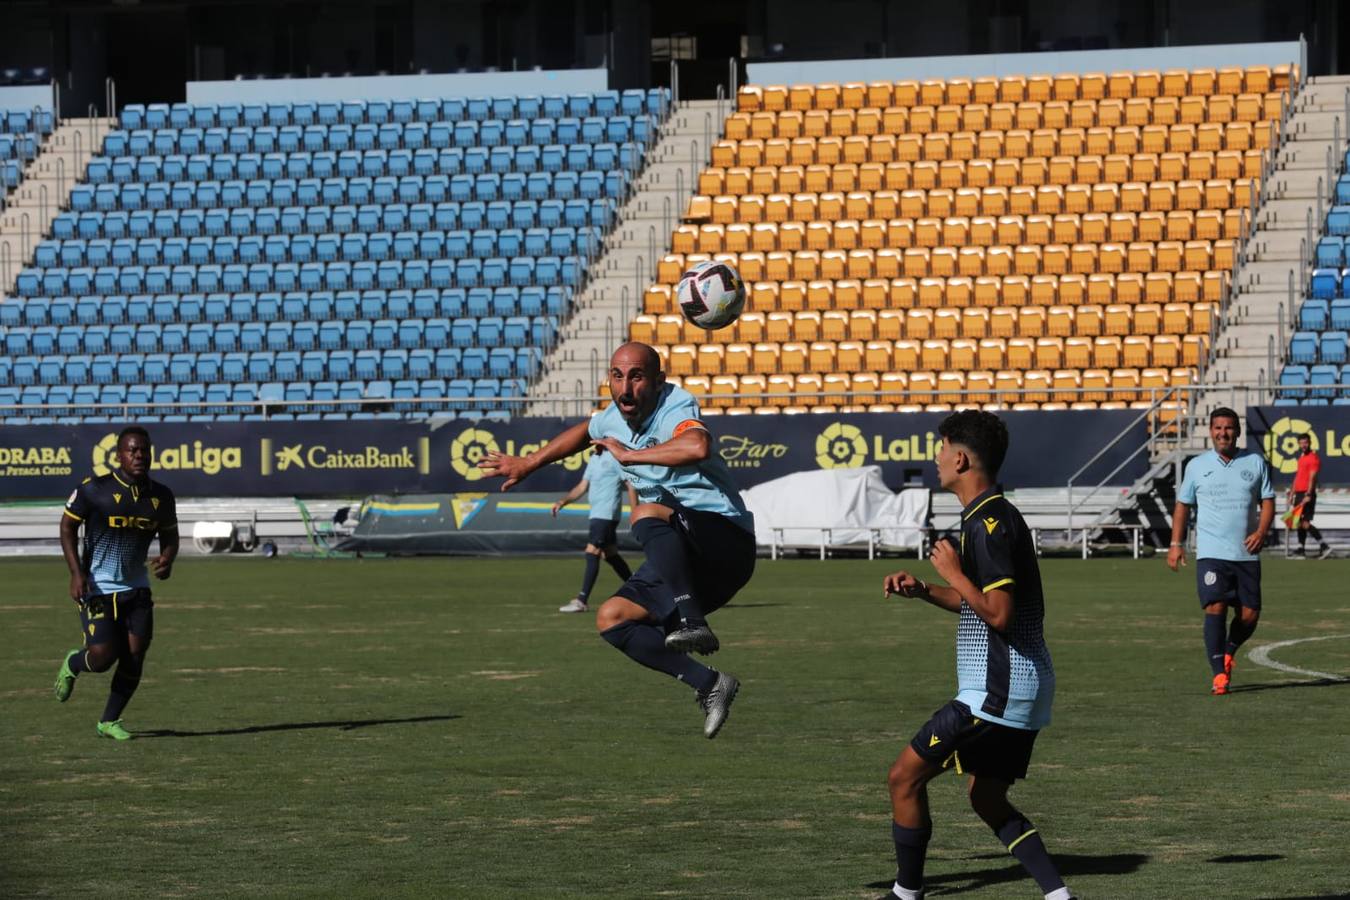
[
  {"x1": 1287, "y1": 433, "x2": 1332, "y2": 559},
  {"x1": 53, "y1": 426, "x2": 178, "y2": 740},
  {"x1": 878, "y1": 411, "x2": 1073, "y2": 900},
  {"x1": 480, "y1": 342, "x2": 754, "y2": 738},
  {"x1": 1168, "y1": 407, "x2": 1275, "y2": 695},
  {"x1": 552, "y1": 446, "x2": 634, "y2": 613}
]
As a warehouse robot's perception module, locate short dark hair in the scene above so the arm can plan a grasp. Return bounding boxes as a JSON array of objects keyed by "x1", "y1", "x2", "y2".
[
  {"x1": 1300, "y1": 432, "x2": 1313, "y2": 441},
  {"x1": 117, "y1": 425, "x2": 151, "y2": 448},
  {"x1": 1209, "y1": 407, "x2": 1240, "y2": 426},
  {"x1": 938, "y1": 410, "x2": 1008, "y2": 476}
]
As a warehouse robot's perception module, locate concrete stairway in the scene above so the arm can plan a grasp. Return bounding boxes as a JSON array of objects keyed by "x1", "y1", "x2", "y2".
[
  {"x1": 525, "y1": 99, "x2": 723, "y2": 416},
  {"x1": 0, "y1": 116, "x2": 115, "y2": 297},
  {"x1": 1204, "y1": 76, "x2": 1350, "y2": 398}
]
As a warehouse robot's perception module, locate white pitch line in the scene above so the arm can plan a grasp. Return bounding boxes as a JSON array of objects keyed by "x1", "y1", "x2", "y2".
[{"x1": 1247, "y1": 634, "x2": 1350, "y2": 682}]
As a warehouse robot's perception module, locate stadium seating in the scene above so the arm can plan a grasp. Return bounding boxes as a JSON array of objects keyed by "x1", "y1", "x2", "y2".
[
  {"x1": 643, "y1": 66, "x2": 1294, "y2": 415},
  {"x1": 1285, "y1": 161, "x2": 1350, "y2": 404},
  {"x1": 0, "y1": 89, "x2": 672, "y2": 423},
  {"x1": 1, "y1": 107, "x2": 50, "y2": 193}
]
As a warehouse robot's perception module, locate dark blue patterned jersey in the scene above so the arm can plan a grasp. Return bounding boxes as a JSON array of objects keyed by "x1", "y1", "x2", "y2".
[
  {"x1": 63, "y1": 469, "x2": 178, "y2": 594},
  {"x1": 953, "y1": 484, "x2": 1055, "y2": 730}
]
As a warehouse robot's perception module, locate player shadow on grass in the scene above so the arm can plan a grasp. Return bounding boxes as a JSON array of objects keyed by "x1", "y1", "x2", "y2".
[
  {"x1": 136, "y1": 714, "x2": 460, "y2": 738},
  {"x1": 867, "y1": 852, "x2": 1147, "y2": 894},
  {"x1": 1228, "y1": 678, "x2": 1350, "y2": 694},
  {"x1": 1208, "y1": 853, "x2": 1284, "y2": 863}
]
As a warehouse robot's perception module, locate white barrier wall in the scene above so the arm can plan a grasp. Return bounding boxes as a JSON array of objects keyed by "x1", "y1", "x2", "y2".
[
  {"x1": 186, "y1": 68, "x2": 609, "y2": 105},
  {"x1": 0, "y1": 84, "x2": 55, "y2": 111},
  {"x1": 746, "y1": 40, "x2": 1301, "y2": 85}
]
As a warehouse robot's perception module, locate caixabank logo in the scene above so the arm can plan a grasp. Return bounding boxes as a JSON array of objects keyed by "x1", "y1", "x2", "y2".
[
  {"x1": 92, "y1": 433, "x2": 242, "y2": 477},
  {"x1": 449, "y1": 426, "x2": 590, "y2": 481},
  {"x1": 815, "y1": 421, "x2": 942, "y2": 470},
  {"x1": 260, "y1": 437, "x2": 431, "y2": 475}
]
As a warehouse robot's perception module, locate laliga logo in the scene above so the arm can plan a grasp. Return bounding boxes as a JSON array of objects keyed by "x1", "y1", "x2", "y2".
[
  {"x1": 450, "y1": 427, "x2": 499, "y2": 481},
  {"x1": 1263, "y1": 416, "x2": 1316, "y2": 475},
  {"x1": 816, "y1": 422, "x2": 868, "y2": 469},
  {"x1": 92, "y1": 433, "x2": 120, "y2": 477}
]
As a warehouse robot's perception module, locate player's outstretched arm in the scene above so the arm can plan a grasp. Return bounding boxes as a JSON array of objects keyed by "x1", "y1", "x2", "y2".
[
  {"x1": 479, "y1": 420, "x2": 591, "y2": 491},
  {"x1": 1168, "y1": 502, "x2": 1190, "y2": 570},
  {"x1": 58, "y1": 514, "x2": 87, "y2": 602},
  {"x1": 593, "y1": 427, "x2": 709, "y2": 469}
]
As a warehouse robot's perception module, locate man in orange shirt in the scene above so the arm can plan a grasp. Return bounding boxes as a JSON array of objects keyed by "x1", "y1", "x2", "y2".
[{"x1": 1288, "y1": 433, "x2": 1332, "y2": 559}]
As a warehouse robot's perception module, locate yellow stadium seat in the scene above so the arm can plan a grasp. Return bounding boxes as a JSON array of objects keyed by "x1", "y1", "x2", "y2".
[
  {"x1": 629, "y1": 314, "x2": 657, "y2": 344},
  {"x1": 921, "y1": 338, "x2": 949, "y2": 370},
  {"x1": 878, "y1": 308, "x2": 906, "y2": 339},
  {"x1": 1065, "y1": 336, "x2": 1093, "y2": 368},
  {"x1": 669, "y1": 344, "x2": 697, "y2": 375},
  {"x1": 778, "y1": 342, "x2": 807, "y2": 373},
  {"x1": 1152, "y1": 335, "x2": 1181, "y2": 367},
  {"x1": 724, "y1": 344, "x2": 753, "y2": 375},
  {"x1": 894, "y1": 339, "x2": 921, "y2": 369},
  {"x1": 753, "y1": 342, "x2": 781, "y2": 373},
  {"x1": 950, "y1": 338, "x2": 978, "y2": 370},
  {"x1": 794, "y1": 310, "x2": 823, "y2": 341},
  {"x1": 1007, "y1": 336, "x2": 1035, "y2": 368},
  {"x1": 1023, "y1": 369, "x2": 1052, "y2": 402},
  {"x1": 807, "y1": 341, "x2": 836, "y2": 372}
]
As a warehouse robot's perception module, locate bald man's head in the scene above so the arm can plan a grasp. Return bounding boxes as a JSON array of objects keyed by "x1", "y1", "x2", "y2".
[
  {"x1": 607, "y1": 342, "x2": 666, "y2": 425},
  {"x1": 610, "y1": 342, "x2": 662, "y2": 376}
]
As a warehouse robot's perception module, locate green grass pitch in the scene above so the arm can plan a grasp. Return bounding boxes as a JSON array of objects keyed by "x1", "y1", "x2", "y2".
[{"x1": 3, "y1": 555, "x2": 1350, "y2": 898}]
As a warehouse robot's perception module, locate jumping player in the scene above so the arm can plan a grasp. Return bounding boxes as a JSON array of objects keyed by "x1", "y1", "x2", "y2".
[
  {"x1": 480, "y1": 342, "x2": 754, "y2": 738},
  {"x1": 879, "y1": 411, "x2": 1073, "y2": 900},
  {"x1": 1168, "y1": 407, "x2": 1274, "y2": 694},
  {"x1": 53, "y1": 425, "x2": 178, "y2": 740},
  {"x1": 552, "y1": 446, "x2": 634, "y2": 613}
]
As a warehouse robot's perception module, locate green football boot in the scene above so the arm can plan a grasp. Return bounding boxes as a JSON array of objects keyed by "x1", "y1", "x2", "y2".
[
  {"x1": 54, "y1": 650, "x2": 80, "y2": 703},
  {"x1": 96, "y1": 719, "x2": 134, "y2": 741}
]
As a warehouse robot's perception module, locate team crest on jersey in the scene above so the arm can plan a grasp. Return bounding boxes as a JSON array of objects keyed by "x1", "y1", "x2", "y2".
[
  {"x1": 151, "y1": 497, "x2": 160, "y2": 510},
  {"x1": 113, "y1": 493, "x2": 122, "y2": 504},
  {"x1": 1240, "y1": 468, "x2": 1255, "y2": 482}
]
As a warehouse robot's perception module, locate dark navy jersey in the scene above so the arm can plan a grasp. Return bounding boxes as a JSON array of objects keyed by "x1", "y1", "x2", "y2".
[
  {"x1": 954, "y1": 485, "x2": 1055, "y2": 730},
  {"x1": 64, "y1": 469, "x2": 177, "y2": 594}
]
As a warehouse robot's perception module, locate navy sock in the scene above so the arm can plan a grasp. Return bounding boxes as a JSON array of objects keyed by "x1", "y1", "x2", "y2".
[
  {"x1": 1203, "y1": 613, "x2": 1227, "y2": 676},
  {"x1": 891, "y1": 822, "x2": 931, "y2": 893},
  {"x1": 1298, "y1": 530, "x2": 1308, "y2": 550},
  {"x1": 578, "y1": 552, "x2": 601, "y2": 602},
  {"x1": 995, "y1": 813, "x2": 1065, "y2": 894},
  {"x1": 631, "y1": 517, "x2": 706, "y2": 627},
  {"x1": 600, "y1": 620, "x2": 717, "y2": 693},
  {"x1": 68, "y1": 650, "x2": 88, "y2": 675},
  {"x1": 100, "y1": 655, "x2": 143, "y2": 722},
  {"x1": 606, "y1": 552, "x2": 632, "y2": 581},
  {"x1": 1226, "y1": 617, "x2": 1256, "y2": 656}
]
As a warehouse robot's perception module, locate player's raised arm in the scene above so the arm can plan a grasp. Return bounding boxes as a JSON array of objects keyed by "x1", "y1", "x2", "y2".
[
  {"x1": 478, "y1": 420, "x2": 592, "y2": 490},
  {"x1": 593, "y1": 423, "x2": 709, "y2": 468}
]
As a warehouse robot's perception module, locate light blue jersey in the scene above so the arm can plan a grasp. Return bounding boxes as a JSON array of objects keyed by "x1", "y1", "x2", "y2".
[
  {"x1": 588, "y1": 383, "x2": 754, "y2": 533},
  {"x1": 583, "y1": 451, "x2": 624, "y2": 522},
  {"x1": 1177, "y1": 449, "x2": 1275, "y2": 561}
]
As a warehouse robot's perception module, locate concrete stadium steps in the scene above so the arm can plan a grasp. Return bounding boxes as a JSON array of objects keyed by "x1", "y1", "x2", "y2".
[
  {"x1": 1, "y1": 117, "x2": 116, "y2": 297},
  {"x1": 525, "y1": 100, "x2": 721, "y2": 414},
  {"x1": 1207, "y1": 76, "x2": 1350, "y2": 397}
]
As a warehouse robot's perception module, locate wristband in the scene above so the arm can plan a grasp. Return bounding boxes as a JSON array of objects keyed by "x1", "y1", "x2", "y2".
[{"x1": 1169, "y1": 542, "x2": 1183, "y2": 548}]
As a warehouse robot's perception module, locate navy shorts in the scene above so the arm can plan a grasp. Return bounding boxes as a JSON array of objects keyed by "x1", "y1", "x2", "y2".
[
  {"x1": 587, "y1": 518, "x2": 619, "y2": 547},
  {"x1": 1292, "y1": 491, "x2": 1317, "y2": 522},
  {"x1": 616, "y1": 506, "x2": 756, "y2": 631},
  {"x1": 1196, "y1": 558, "x2": 1262, "y2": 610},
  {"x1": 80, "y1": 587, "x2": 154, "y2": 646},
  {"x1": 909, "y1": 700, "x2": 1039, "y2": 783}
]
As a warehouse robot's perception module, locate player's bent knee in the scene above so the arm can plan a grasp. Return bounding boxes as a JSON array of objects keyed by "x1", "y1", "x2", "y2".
[
  {"x1": 84, "y1": 645, "x2": 118, "y2": 672},
  {"x1": 584, "y1": 544, "x2": 603, "y2": 556},
  {"x1": 967, "y1": 777, "x2": 1011, "y2": 815},
  {"x1": 595, "y1": 596, "x2": 643, "y2": 632}
]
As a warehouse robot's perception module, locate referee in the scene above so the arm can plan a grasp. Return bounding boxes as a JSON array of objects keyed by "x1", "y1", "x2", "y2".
[{"x1": 1287, "y1": 432, "x2": 1331, "y2": 559}]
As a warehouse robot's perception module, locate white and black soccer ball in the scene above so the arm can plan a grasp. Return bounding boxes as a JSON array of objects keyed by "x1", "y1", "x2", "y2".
[{"x1": 676, "y1": 261, "x2": 746, "y2": 331}]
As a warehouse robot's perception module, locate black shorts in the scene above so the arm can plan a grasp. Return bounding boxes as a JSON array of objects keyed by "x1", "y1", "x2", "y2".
[
  {"x1": 1196, "y1": 558, "x2": 1262, "y2": 610},
  {"x1": 587, "y1": 518, "x2": 619, "y2": 547},
  {"x1": 1292, "y1": 492, "x2": 1317, "y2": 522},
  {"x1": 909, "y1": 700, "x2": 1039, "y2": 783},
  {"x1": 81, "y1": 587, "x2": 154, "y2": 646},
  {"x1": 616, "y1": 506, "x2": 756, "y2": 631}
]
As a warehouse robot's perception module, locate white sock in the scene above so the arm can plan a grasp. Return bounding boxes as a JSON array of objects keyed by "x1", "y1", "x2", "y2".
[
  {"x1": 892, "y1": 883, "x2": 923, "y2": 900},
  {"x1": 1045, "y1": 887, "x2": 1072, "y2": 900}
]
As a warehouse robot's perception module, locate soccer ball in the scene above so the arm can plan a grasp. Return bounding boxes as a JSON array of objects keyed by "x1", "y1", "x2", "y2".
[{"x1": 676, "y1": 261, "x2": 746, "y2": 331}]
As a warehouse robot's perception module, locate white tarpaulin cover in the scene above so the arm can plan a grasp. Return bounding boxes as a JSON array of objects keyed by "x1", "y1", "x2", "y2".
[{"x1": 741, "y1": 466, "x2": 930, "y2": 549}]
